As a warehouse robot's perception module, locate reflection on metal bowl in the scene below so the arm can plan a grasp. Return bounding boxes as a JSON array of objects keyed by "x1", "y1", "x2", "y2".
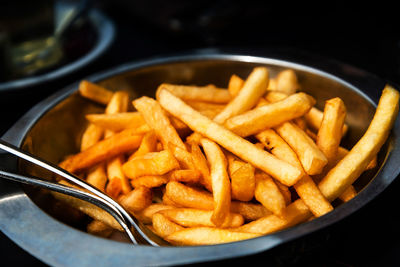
[{"x1": 0, "y1": 53, "x2": 399, "y2": 266}]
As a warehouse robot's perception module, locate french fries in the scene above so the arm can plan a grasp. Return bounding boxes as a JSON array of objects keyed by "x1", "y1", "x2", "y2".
[{"x1": 55, "y1": 67, "x2": 398, "y2": 246}]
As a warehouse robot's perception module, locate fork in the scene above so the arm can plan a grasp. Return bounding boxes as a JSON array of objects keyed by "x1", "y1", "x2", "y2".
[{"x1": 0, "y1": 139, "x2": 168, "y2": 246}]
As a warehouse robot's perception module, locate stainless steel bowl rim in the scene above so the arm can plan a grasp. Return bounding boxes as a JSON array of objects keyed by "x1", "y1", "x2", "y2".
[{"x1": 1, "y1": 53, "x2": 399, "y2": 267}]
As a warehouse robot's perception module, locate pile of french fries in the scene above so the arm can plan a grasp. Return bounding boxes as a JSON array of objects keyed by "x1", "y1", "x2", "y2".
[{"x1": 55, "y1": 67, "x2": 399, "y2": 246}]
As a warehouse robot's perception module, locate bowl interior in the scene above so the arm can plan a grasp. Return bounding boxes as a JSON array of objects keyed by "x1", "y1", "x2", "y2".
[{"x1": 18, "y1": 58, "x2": 385, "y2": 240}]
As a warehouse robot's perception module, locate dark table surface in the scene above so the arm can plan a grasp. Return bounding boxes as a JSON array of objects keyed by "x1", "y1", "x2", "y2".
[{"x1": 1, "y1": 2, "x2": 400, "y2": 266}]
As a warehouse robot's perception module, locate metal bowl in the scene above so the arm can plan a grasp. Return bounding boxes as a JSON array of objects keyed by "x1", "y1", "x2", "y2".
[{"x1": 1, "y1": 53, "x2": 399, "y2": 267}]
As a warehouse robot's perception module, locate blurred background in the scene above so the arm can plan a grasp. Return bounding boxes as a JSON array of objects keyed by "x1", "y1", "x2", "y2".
[{"x1": 1, "y1": 1, "x2": 400, "y2": 266}]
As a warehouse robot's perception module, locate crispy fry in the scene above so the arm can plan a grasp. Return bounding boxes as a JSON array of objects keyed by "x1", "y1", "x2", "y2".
[
  {"x1": 130, "y1": 175, "x2": 169, "y2": 188},
  {"x1": 339, "y1": 186, "x2": 357, "y2": 202},
  {"x1": 152, "y1": 213, "x2": 184, "y2": 238},
  {"x1": 106, "y1": 156, "x2": 131, "y2": 196},
  {"x1": 166, "y1": 227, "x2": 260, "y2": 246},
  {"x1": 134, "y1": 203, "x2": 175, "y2": 224},
  {"x1": 254, "y1": 171, "x2": 287, "y2": 217},
  {"x1": 86, "y1": 164, "x2": 108, "y2": 192},
  {"x1": 79, "y1": 80, "x2": 114, "y2": 105},
  {"x1": 275, "y1": 122, "x2": 328, "y2": 175},
  {"x1": 201, "y1": 138, "x2": 231, "y2": 226},
  {"x1": 62, "y1": 128, "x2": 144, "y2": 174},
  {"x1": 305, "y1": 107, "x2": 348, "y2": 136},
  {"x1": 122, "y1": 150, "x2": 179, "y2": 179},
  {"x1": 256, "y1": 128, "x2": 333, "y2": 217},
  {"x1": 159, "y1": 208, "x2": 244, "y2": 228},
  {"x1": 319, "y1": 85, "x2": 399, "y2": 201},
  {"x1": 229, "y1": 160, "x2": 255, "y2": 202},
  {"x1": 156, "y1": 83, "x2": 231, "y2": 104},
  {"x1": 274, "y1": 69, "x2": 299, "y2": 95},
  {"x1": 185, "y1": 101, "x2": 225, "y2": 119},
  {"x1": 213, "y1": 67, "x2": 269, "y2": 124},
  {"x1": 317, "y1": 97, "x2": 347, "y2": 162},
  {"x1": 264, "y1": 91, "x2": 289, "y2": 102},
  {"x1": 228, "y1": 74, "x2": 244, "y2": 97},
  {"x1": 158, "y1": 89, "x2": 304, "y2": 186},
  {"x1": 168, "y1": 169, "x2": 201, "y2": 184},
  {"x1": 80, "y1": 124, "x2": 104, "y2": 151},
  {"x1": 119, "y1": 186, "x2": 153, "y2": 213},
  {"x1": 86, "y1": 112, "x2": 146, "y2": 132},
  {"x1": 167, "y1": 142, "x2": 195, "y2": 170},
  {"x1": 133, "y1": 96, "x2": 186, "y2": 150},
  {"x1": 225, "y1": 92, "x2": 315, "y2": 137},
  {"x1": 234, "y1": 199, "x2": 312, "y2": 234},
  {"x1": 130, "y1": 130, "x2": 158, "y2": 159},
  {"x1": 230, "y1": 202, "x2": 272, "y2": 221},
  {"x1": 190, "y1": 143, "x2": 212, "y2": 191},
  {"x1": 104, "y1": 91, "x2": 130, "y2": 117}
]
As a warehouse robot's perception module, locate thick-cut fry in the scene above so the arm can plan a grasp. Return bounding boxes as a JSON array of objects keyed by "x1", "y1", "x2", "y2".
[
  {"x1": 152, "y1": 213, "x2": 184, "y2": 238},
  {"x1": 319, "y1": 85, "x2": 399, "y2": 201},
  {"x1": 62, "y1": 128, "x2": 144, "y2": 174},
  {"x1": 119, "y1": 186, "x2": 153, "y2": 213},
  {"x1": 80, "y1": 124, "x2": 104, "y2": 151},
  {"x1": 158, "y1": 89, "x2": 304, "y2": 186},
  {"x1": 134, "y1": 203, "x2": 175, "y2": 224},
  {"x1": 254, "y1": 171, "x2": 287, "y2": 217},
  {"x1": 264, "y1": 91, "x2": 289, "y2": 102},
  {"x1": 190, "y1": 143, "x2": 212, "y2": 191},
  {"x1": 168, "y1": 169, "x2": 201, "y2": 184},
  {"x1": 79, "y1": 80, "x2": 114, "y2": 105},
  {"x1": 213, "y1": 67, "x2": 269, "y2": 124},
  {"x1": 256, "y1": 129, "x2": 333, "y2": 217},
  {"x1": 317, "y1": 97, "x2": 347, "y2": 162},
  {"x1": 86, "y1": 164, "x2": 108, "y2": 192},
  {"x1": 234, "y1": 199, "x2": 312, "y2": 234},
  {"x1": 130, "y1": 130, "x2": 158, "y2": 159},
  {"x1": 201, "y1": 138, "x2": 231, "y2": 226},
  {"x1": 229, "y1": 161, "x2": 255, "y2": 201},
  {"x1": 305, "y1": 107, "x2": 348, "y2": 136},
  {"x1": 275, "y1": 122, "x2": 328, "y2": 175},
  {"x1": 185, "y1": 101, "x2": 225, "y2": 119},
  {"x1": 166, "y1": 227, "x2": 260, "y2": 246},
  {"x1": 133, "y1": 96, "x2": 186, "y2": 150},
  {"x1": 156, "y1": 83, "x2": 231, "y2": 104},
  {"x1": 130, "y1": 175, "x2": 169, "y2": 188},
  {"x1": 122, "y1": 150, "x2": 179, "y2": 179},
  {"x1": 228, "y1": 74, "x2": 244, "y2": 97},
  {"x1": 159, "y1": 208, "x2": 244, "y2": 228},
  {"x1": 230, "y1": 202, "x2": 272, "y2": 221},
  {"x1": 105, "y1": 91, "x2": 130, "y2": 116},
  {"x1": 106, "y1": 156, "x2": 131, "y2": 196},
  {"x1": 339, "y1": 186, "x2": 357, "y2": 202},
  {"x1": 86, "y1": 112, "x2": 146, "y2": 132},
  {"x1": 274, "y1": 69, "x2": 299, "y2": 95},
  {"x1": 225, "y1": 92, "x2": 316, "y2": 137},
  {"x1": 167, "y1": 142, "x2": 195, "y2": 170}
]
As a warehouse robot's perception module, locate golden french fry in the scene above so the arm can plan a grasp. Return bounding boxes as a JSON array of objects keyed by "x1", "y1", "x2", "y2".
[
  {"x1": 86, "y1": 164, "x2": 108, "y2": 192},
  {"x1": 62, "y1": 128, "x2": 144, "y2": 174},
  {"x1": 229, "y1": 161, "x2": 255, "y2": 202},
  {"x1": 130, "y1": 175, "x2": 168, "y2": 188},
  {"x1": 167, "y1": 142, "x2": 195, "y2": 170},
  {"x1": 86, "y1": 112, "x2": 146, "y2": 132},
  {"x1": 122, "y1": 150, "x2": 179, "y2": 179},
  {"x1": 159, "y1": 208, "x2": 244, "y2": 228},
  {"x1": 274, "y1": 69, "x2": 299, "y2": 95},
  {"x1": 319, "y1": 85, "x2": 399, "y2": 201},
  {"x1": 79, "y1": 80, "x2": 114, "y2": 105},
  {"x1": 234, "y1": 199, "x2": 312, "y2": 234},
  {"x1": 156, "y1": 83, "x2": 231, "y2": 104},
  {"x1": 339, "y1": 186, "x2": 357, "y2": 202},
  {"x1": 305, "y1": 107, "x2": 348, "y2": 136},
  {"x1": 133, "y1": 96, "x2": 186, "y2": 150},
  {"x1": 134, "y1": 203, "x2": 175, "y2": 224},
  {"x1": 275, "y1": 180, "x2": 292, "y2": 205},
  {"x1": 264, "y1": 90, "x2": 289, "y2": 102},
  {"x1": 228, "y1": 74, "x2": 244, "y2": 97},
  {"x1": 317, "y1": 97, "x2": 347, "y2": 162},
  {"x1": 230, "y1": 202, "x2": 272, "y2": 221},
  {"x1": 80, "y1": 124, "x2": 104, "y2": 151},
  {"x1": 87, "y1": 220, "x2": 114, "y2": 238},
  {"x1": 157, "y1": 89, "x2": 304, "y2": 186},
  {"x1": 275, "y1": 122, "x2": 328, "y2": 175},
  {"x1": 184, "y1": 101, "x2": 225, "y2": 119},
  {"x1": 130, "y1": 130, "x2": 158, "y2": 159},
  {"x1": 190, "y1": 142, "x2": 212, "y2": 191},
  {"x1": 225, "y1": 92, "x2": 316, "y2": 137},
  {"x1": 254, "y1": 171, "x2": 286, "y2": 217},
  {"x1": 166, "y1": 227, "x2": 260, "y2": 246},
  {"x1": 119, "y1": 186, "x2": 153, "y2": 213},
  {"x1": 152, "y1": 213, "x2": 184, "y2": 238},
  {"x1": 201, "y1": 138, "x2": 231, "y2": 226},
  {"x1": 213, "y1": 67, "x2": 269, "y2": 124},
  {"x1": 256, "y1": 128, "x2": 333, "y2": 217},
  {"x1": 105, "y1": 91, "x2": 130, "y2": 117},
  {"x1": 167, "y1": 169, "x2": 201, "y2": 184},
  {"x1": 106, "y1": 156, "x2": 131, "y2": 196}
]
